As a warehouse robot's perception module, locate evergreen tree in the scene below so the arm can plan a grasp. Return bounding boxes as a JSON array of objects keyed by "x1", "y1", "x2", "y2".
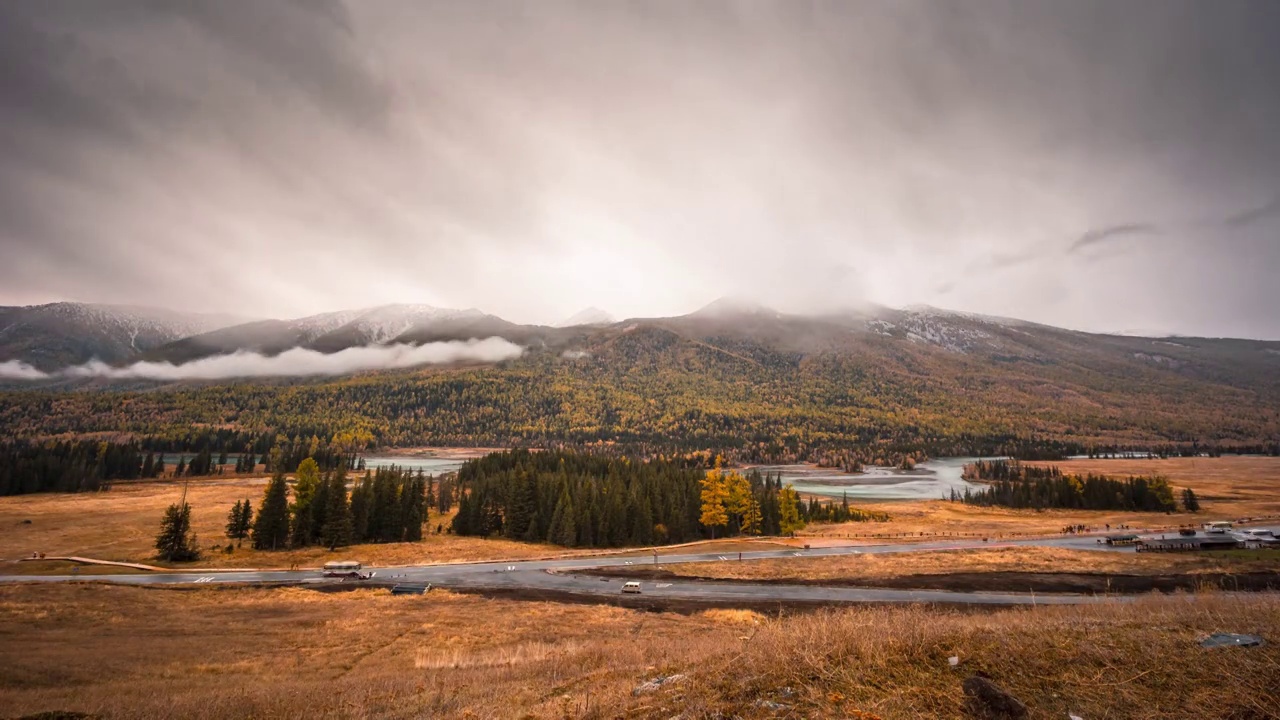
[
  {"x1": 320, "y1": 469, "x2": 353, "y2": 550},
  {"x1": 1182, "y1": 487, "x2": 1201, "y2": 512},
  {"x1": 225, "y1": 498, "x2": 253, "y2": 546},
  {"x1": 226, "y1": 499, "x2": 244, "y2": 543},
  {"x1": 252, "y1": 469, "x2": 291, "y2": 550},
  {"x1": 155, "y1": 501, "x2": 200, "y2": 562},
  {"x1": 401, "y1": 476, "x2": 426, "y2": 542},
  {"x1": 290, "y1": 457, "x2": 322, "y2": 547},
  {"x1": 351, "y1": 472, "x2": 372, "y2": 543}
]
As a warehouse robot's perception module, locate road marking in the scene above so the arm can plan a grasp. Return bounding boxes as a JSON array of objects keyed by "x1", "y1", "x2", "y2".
[
  {"x1": 793, "y1": 552, "x2": 803, "y2": 556},
  {"x1": 624, "y1": 561, "x2": 633, "y2": 565},
  {"x1": 193, "y1": 576, "x2": 214, "y2": 583},
  {"x1": 507, "y1": 566, "x2": 515, "y2": 571},
  {"x1": 656, "y1": 583, "x2": 672, "y2": 588},
  {"x1": 717, "y1": 555, "x2": 728, "y2": 561}
]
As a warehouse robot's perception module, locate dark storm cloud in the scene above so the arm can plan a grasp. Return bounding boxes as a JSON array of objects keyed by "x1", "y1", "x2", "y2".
[
  {"x1": 1069, "y1": 224, "x2": 1162, "y2": 254},
  {"x1": 1222, "y1": 195, "x2": 1280, "y2": 227},
  {"x1": 1, "y1": 1, "x2": 1279, "y2": 337}
]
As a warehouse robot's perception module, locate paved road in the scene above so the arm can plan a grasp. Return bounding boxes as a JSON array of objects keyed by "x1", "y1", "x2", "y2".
[{"x1": 4, "y1": 529, "x2": 1275, "y2": 607}]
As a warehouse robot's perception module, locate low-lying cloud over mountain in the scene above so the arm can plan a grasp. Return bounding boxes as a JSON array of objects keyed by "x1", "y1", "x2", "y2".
[{"x1": 0, "y1": 338, "x2": 523, "y2": 381}]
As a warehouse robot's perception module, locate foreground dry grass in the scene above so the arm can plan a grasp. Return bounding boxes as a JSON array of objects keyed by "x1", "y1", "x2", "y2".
[
  {"x1": 0, "y1": 584, "x2": 1277, "y2": 719},
  {"x1": 806, "y1": 456, "x2": 1280, "y2": 540},
  {"x1": 661, "y1": 546, "x2": 1280, "y2": 583}
]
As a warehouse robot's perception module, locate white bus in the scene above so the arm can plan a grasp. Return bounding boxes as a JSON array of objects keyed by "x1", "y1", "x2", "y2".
[
  {"x1": 323, "y1": 560, "x2": 365, "y2": 578},
  {"x1": 1203, "y1": 521, "x2": 1233, "y2": 534}
]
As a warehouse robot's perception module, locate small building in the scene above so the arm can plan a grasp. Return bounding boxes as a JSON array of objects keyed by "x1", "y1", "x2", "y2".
[
  {"x1": 1138, "y1": 535, "x2": 1242, "y2": 552},
  {"x1": 1105, "y1": 534, "x2": 1140, "y2": 546}
]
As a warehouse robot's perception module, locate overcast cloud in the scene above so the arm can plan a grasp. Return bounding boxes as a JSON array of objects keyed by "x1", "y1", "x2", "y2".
[{"x1": 1, "y1": 1, "x2": 1278, "y2": 338}]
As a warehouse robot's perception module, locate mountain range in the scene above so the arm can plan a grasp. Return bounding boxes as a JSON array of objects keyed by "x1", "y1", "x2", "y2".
[
  {"x1": 3, "y1": 300, "x2": 1279, "y2": 387},
  {"x1": 2, "y1": 299, "x2": 1278, "y2": 450}
]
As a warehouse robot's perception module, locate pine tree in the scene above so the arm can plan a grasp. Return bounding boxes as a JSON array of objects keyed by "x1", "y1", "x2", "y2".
[
  {"x1": 547, "y1": 483, "x2": 576, "y2": 546},
  {"x1": 351, "y1": 474, "x2": 372, "y2": 543},
  {"x1": 290, "y1": 458, "x2": 322, "y2": 547},
  {"x1": 741, "y1": 495, "x2": 762, "y2": 535},
  {"x1": 226, "y1": 499, "x2": 244, "y2": 543},
  {"x1": 401, "y1": 477, "x2": 425, "y2": 542},
  {"x1": 252, "y1": 469, "x2": 291, "y2": 550},
  {"x1": 320, "y1": 470, "x2": 353, "y2": 550},
  {"x1": 1182, "y1": 487, "x2": 1201, "y2": 512},
  {"x1": 156, "y1": 502, "x2": 200, "y2": 562}
]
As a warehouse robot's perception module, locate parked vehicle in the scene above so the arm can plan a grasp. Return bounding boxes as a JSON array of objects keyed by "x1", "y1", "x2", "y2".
[
  {"x1": 323, "y1": 560, "x2": 372, "y2": 579},
  {"x1": 621, "y1": 581, "x2": 642, "y2": 594}
]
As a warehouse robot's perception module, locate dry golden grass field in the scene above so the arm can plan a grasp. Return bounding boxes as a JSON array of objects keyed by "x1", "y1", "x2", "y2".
[
  {"x1": 0, "y1": 583, "x2": 1277, "y2": 719},
  {"x1": 803, "y1": 456, "x2": 1280, "y2": 540}
]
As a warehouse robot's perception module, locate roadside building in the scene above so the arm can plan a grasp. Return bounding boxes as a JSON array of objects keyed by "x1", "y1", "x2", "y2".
[{"x1": 1137, "y1": 534, "x2": 1242, "y2": 552}]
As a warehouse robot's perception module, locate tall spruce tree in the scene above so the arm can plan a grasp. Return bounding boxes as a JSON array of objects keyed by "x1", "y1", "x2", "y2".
[
  {"x1": 320, "y1": 470, "x2": 353, "y2": 550},
  {"x1": 156, "y1": 502, "x2": 200, "y2": 561},
  {"x1": 290, "y1": 458, "x2": 322, "y2": 547},
  {"x1": 252, "y1": 469, "x2": 291, "y2": 550}
]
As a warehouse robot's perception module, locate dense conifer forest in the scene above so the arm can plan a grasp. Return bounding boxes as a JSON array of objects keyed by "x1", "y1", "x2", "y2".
[{"x1": 954, "y1": 460, "x2": 1183, "y2": 512}]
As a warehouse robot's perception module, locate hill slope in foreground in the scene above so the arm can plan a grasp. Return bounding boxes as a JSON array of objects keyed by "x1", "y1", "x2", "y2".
[
  {"x1": 1, "y1": 302, "x2": 1278, "y2": 451},
  {"x1": 0, "y1": 584, "x2": 1276, "y2": 719}
]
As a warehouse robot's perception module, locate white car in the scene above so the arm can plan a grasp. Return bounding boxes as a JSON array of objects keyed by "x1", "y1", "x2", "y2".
[{"x1": 621, "y1": 581, "x2": 642, "y2": 594}]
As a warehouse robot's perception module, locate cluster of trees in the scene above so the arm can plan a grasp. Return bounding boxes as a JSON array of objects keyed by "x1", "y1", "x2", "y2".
[
  {"x1": 697, "y1": 464, "x2": 807, "y2": 538},
  {"x1": 955, "y1": 460, "x2": 1182, "y2": 512},
  {"x1": 450, "y1": 450, "x2": 808, "y2": 546},
  {"x1": 246, "y1": 458, "x2": 434, "y2": 551},
  {"x1": 451, "y1": 450, "x2": 710, "y2": 546},
  {"x1": 449, "y1": 450, "x2": 888, "y2": 547},
  {"x1": 225, "y1": 498, "x2": 254, "y2": 545},
  {"x1": 0, "y1": 439, "x2": 163, "y2": 495},
  {"x1": 800, "y1": 493, "x2": 891, "y2": 524}
]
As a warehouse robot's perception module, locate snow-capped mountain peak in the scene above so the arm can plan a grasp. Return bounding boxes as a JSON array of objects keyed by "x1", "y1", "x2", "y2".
[{"x1": 557, "y1": 307, "x2": 615, "y2": 327}]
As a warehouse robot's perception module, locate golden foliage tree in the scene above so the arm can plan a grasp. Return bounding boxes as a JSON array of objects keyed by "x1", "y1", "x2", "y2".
[
  {"x1": 779, "y1": 485, "x2": 804, "y2": 537},
  {"x1": 699, "y1": 461, "x2": 729, "y2": 538}
]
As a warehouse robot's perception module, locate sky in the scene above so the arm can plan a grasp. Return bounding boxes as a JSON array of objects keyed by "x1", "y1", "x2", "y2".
[{"x1": 1, "y1": 1, "x2": 1279, "y2": 338}]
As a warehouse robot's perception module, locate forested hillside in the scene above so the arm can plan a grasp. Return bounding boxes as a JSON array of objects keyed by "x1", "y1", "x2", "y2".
[{"x1": 1, "y1": 307, "x2": 1278, "y2": 458}]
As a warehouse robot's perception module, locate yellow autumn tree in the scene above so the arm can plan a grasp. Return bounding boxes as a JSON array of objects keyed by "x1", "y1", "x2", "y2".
[
  {"x1": 700, "y1": 461, "x2": 729, "y2": 538},
  {"x1": 723, "y1": 469, "x2": 760, "y2": 535},
  {"x1": 779, "y1": 485, "x2": 804, "y2": 537}
]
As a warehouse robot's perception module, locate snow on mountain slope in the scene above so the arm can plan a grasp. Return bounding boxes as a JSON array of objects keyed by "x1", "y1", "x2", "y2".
[
  {"x1": 281, "y1": 304, "x2": 487, "y2": 344},
  {"x1": 557, "y1": 307, "x2": 615, "y2": 327},
  {"x1": 0, "y1": 302, "x2": 248, "y2": 369}
]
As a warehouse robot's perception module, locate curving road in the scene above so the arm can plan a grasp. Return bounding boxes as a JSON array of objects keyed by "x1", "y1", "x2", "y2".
[{"x1": 3, "y1": 530, "x2": 1275, "y2": 607}]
